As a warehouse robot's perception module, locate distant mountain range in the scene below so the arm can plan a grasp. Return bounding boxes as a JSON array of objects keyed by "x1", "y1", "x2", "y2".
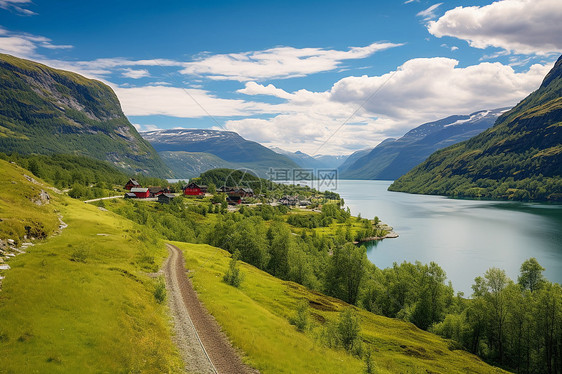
[
  {"x1": 0, "y1": 54, "x2": 171, "y2": 177},
  {"x1": 390, "y1": 55, "x2": 562, "y2": 201},
  {"x1": 269, "y1": 147, "x2": 346, "y2": 169},
  {"x1": 141, "y1": 129, "x2": 299, "y2": 178},
  {"x1": 339, "y1": 108, "x2": 508, "y2": 180}
]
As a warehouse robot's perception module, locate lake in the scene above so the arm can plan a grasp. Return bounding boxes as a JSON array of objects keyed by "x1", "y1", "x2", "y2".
[{"x1": 335, "y1": 180, "x2": 562, "y2": 295}]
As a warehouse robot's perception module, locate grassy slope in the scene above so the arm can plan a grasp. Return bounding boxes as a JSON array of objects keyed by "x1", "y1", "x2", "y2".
[
  {"x1": 0, "y1": 161, "x2": 59, "y2": 244},
  {"x1": 175, "y1": 241, "x2": 507, "y2": 374},
  {"x1": 0, "y1": 160, "x2": 182, "y2": 373}
]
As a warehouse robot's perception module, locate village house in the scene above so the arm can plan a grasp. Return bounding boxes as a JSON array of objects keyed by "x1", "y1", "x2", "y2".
[
  {"x1": 183, "y1": 182, "x2": 207, "y2": 196},
  {"x1": 124, "y1": 178, "x2": 140, "y2": 190},
  {"x1": 227, "y1": 195, "x2": 242, "y2": 205},
  {"x1": 124, "y1": 192, "x2": 137, "y2": 199},
  {"x1": 279, "y1": 196, "x2": 299, "y2": 206},
  {"x1": 148, "y1": 186, "x2": 170, "y2": 197},
  {"x1": 218, "y1": 186, "x2": 254, "y2": 198},
  {"x1": 158, "y1": 193, "x2": 176, "y2": 204},
  {"x1": 130, "y1": 187, "x2": 150, "y2": 199}
]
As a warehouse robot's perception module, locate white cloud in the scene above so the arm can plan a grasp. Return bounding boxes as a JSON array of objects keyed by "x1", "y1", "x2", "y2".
[
  {"x1": 0, "y1": 0, "x2": 36, "y2": 15},
  {"x1": 180, "y1": 42, "x2": 403, "y2": 81},
  {"x1": 227, "y1": 58, "x2": 553, "y2": 154},
  {"x1": 132, "y1": 123, "x2": 159, "y2": 131},
  {"x1": 237, "y1": 82, "x2": 293, "y2": 99},
  {"x1": 417, "y1": 3, "x2": 443, "y2": 21},
  {"x1": 122, "y1": 68, "x2": 150, "y2": 79},
  {"x1": 428, "y1": 0, "x2": 562, "y2": 55},
  {"x1": 330, "y1": 57, "x2": 551, "y2": 120},
  {"x1": 0, "y1": 27, "x2": 72, "y2": 57},
  {"x1": 113, "y1": 85, "x2": 273, "y2": 118}
]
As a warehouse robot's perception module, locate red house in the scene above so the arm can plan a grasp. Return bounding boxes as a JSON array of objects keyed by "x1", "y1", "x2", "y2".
[
  {"x1": 125, "y1": 178, "x2": 141, "y2": 190},
  {"x1": 183, "y1": 182, "x2": 207, "y2": 196},
  {"x1": 131, "y1": 187, "x2": 150, "y2": 198}
]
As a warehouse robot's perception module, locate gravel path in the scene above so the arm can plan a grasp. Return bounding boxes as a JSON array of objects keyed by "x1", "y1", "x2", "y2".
[{"x1": 164, "y1": 243, "x2": 256, "y2": 374}]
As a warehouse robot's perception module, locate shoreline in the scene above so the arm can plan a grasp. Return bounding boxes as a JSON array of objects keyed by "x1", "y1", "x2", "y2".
[{"x1": 355, "y1": 222, "x2": 399, "y2": 244}]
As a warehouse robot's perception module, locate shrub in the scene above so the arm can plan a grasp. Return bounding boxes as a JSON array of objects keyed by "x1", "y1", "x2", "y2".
[
  {"x1": 154, "y1": 278, "x2": 166, "y2": 304},
  {"x1": 337, "y1": 308, "x2": 361, "y2": 352},
  {"x1": 364, "y1": 351, "x2": 376, "y2": 374},
  {"x1": 289, "y1": 299, "x2": 309, "y2": 332},
  {"x1": 223, "y1": 250, "x2": 243, "y2": 287},
  {"x1": 70, "y1": 247, "x2": 88, "y2": 263}
]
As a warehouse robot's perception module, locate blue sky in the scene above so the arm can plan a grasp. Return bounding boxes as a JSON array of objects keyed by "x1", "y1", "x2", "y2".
[{"x1": 1, "y1": 0, "x2": 561, "y2": 154}]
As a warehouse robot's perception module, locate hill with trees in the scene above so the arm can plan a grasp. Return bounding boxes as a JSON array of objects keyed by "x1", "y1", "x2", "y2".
[
  {"x1": 390, "y1": 55, "x2": 562, "y2": 201},
  {"x1": 0, "y1": 54, "x2": 171, "y2": 177}
]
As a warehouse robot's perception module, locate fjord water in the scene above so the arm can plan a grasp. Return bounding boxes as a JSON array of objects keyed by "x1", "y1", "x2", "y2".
[{"x1": 336, "y1": 180, "x2": 562, "y2": 295}]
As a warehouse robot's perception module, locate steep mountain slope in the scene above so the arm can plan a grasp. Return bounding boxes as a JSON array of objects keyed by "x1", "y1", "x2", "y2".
[
  {"x1": 340, "y1": 109, "x2": 507, "y2": 180},
  {"x1": 270, "y1": 147, "x2": 346, "y2": 169},
  {"x1": 390, "y1": 55, "x2": 562, "y2": 201},
  {"x1": 142, "y1": 129, "x2": 299, "y2": 178},
  {"x1": 0, "y1": 54, "x2": 171, "y2": 177}
]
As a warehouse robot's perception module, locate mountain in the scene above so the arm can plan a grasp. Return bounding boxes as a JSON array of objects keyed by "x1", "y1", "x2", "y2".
[
  {"x1": 141, "y1": 129, "x2": 299, "y2": 178},
  {"x1": 270, "y1": 147, "x2": 346, "y2": 169},
  {"x1": 0, "y1": 54, "x2": 171, "y2": 177},
  {"x1": 390, "y1": 55, "x2": 562, "y2": 201},
  {"x1": 313, "y1": 154, "x2": 347, "y2": 169},
  {"x1": 338, "y1": 147, "x2": 380, "y2": 175},
  {"x1": 340, "y1": 108, "x2": 507, "y2": 180}
]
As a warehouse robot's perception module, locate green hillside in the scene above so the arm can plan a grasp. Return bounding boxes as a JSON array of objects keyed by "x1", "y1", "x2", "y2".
[
  {"x1": 0, "y1": 159, "x2": 510, "y2": 373},
  {"x1": 175, "y1": 241, "x2": 507, "y2": 374},
  {"x1": 0, "y1": 54, "x2": 171, "y2": 177},
  {"x1": 0, "y1": 159, "x2": 181, "y2": 372},
  {"x1": 389, "y1": 55, "x2": 562, "y2": 201}
]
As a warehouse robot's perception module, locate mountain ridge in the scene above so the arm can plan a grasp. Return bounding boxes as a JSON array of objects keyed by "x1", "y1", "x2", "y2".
[
  {"x1": 141, "y1": 129, "x2": 300, "y2": 178},
  {"x1": 0, "y1": 53, "x2": 171, "y2": 177},
  {"x1": 340, "y1": 108, "x2": 508, "y2": 180}
]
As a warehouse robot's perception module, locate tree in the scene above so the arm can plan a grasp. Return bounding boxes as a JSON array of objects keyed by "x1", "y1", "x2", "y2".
[
  {"x1": 267, "y1": 222, "x2": 292, "y2": 278},
  {"x1": 208, "y1": 182, "x2": 217, "y2": 195},
  {"x1": 289, "y1": 299, "x2": 309, "y2": 332},
  {"x1": 337, "y1": 308, "x2": 361, "y2": 352},
  {"x1": 325, "y1": 243, "x2": 368, "y2": 305},
  {"x1": 518, "y1": 257, "x2": 545, "y2": 292},
  {"x1": 230, "y1": 217, "x2": 269, "y2": 269},
  {"x1": 223, "y1": 250, "x2": 243, "y2": 287},
  {"x1": 472, "y1": 268, "x2": 510, "y2": 364},
  {"x1": 27, "y1": 158, "x2": 41, "y2": 177}
]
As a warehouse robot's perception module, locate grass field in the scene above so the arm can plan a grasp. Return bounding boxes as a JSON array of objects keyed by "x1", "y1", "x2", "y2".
[
  {"x1": 175, "y1": 241, "x2": 508, "y2": 374},
  {"x1": 0, "y1": 160, "x2": 182, "y2": 373},
  {"x1": 0, "y1": 161, "x2": 59, "y2": 245}
]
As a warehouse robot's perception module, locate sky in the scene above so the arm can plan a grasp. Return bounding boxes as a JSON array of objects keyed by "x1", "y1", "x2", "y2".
[{"x1": 1, "y1": 0, "x2": 561, "y2": 155}]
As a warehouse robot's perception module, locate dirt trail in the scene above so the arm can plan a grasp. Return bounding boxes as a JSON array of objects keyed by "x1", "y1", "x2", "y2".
[{"x1": 164, "y1": 243, "x2": 256, "y2": 374}]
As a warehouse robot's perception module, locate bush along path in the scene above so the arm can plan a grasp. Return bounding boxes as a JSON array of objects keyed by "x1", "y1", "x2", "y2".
[{"x1": 164, "y1": 243, "x2": 256, "y2": 374}]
